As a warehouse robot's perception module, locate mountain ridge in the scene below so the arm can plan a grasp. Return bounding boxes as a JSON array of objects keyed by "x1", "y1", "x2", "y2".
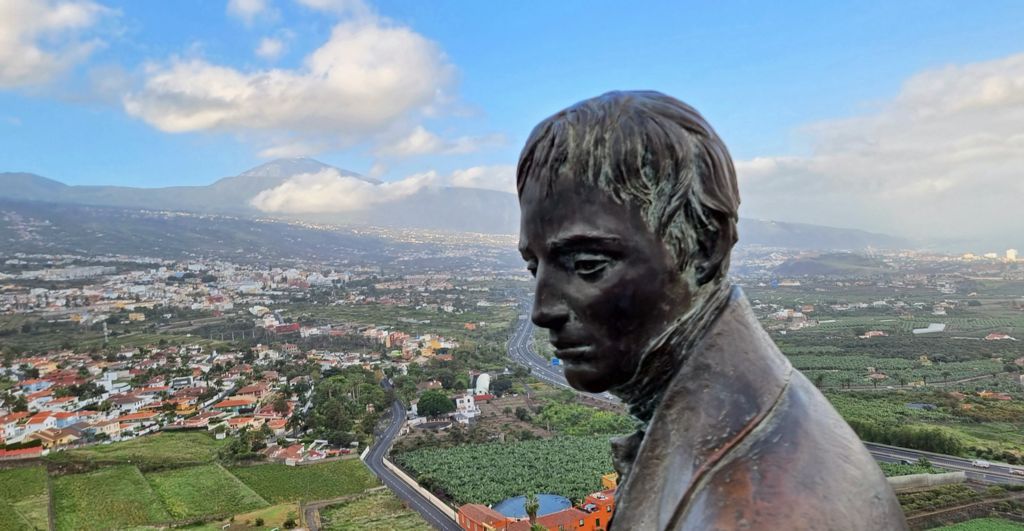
[{"x1": 0, "y1": 160, "x2": 913, "y2": 249}]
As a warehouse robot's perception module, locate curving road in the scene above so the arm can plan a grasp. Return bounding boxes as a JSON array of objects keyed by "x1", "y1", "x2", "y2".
[
  {"x1": 507, "y1": 308, "x2": 618, "y2": 405},
  {"x1": 362, "y1": 383, "x2": 462, "y2": 531},
  {"x1": 509, "y1": 301, "x2": 1024, "y2": 486}
]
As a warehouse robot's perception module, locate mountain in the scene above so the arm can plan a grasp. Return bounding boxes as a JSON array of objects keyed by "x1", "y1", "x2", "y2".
[
  {"x1": 737, "y1": 218, "x2": 911, "y2": 250},
  {"x1": 773, "y1": 252, "x2": 894, "y2": 277},
  {"x1": 0, "y1": 160, "x2": 912, "y2": 249}
]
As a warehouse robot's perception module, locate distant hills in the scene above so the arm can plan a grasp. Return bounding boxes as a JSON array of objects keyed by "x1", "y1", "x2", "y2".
[
  {"x1": 773, "y1": 252, "x2": 894, "y2": 277},
  {"x1": 0, "y1": 159, "x2": 912, "y2": 250}
]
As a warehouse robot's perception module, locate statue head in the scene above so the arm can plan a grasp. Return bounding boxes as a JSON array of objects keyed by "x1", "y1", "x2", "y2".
[{"x1": 517, "y1": 91, "x2": 740, "y2": 393}]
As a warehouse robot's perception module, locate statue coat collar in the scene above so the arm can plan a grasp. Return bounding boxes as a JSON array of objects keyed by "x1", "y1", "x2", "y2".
[{"x1": 610, "y1": 292, "x2": 793, "y2": 530}]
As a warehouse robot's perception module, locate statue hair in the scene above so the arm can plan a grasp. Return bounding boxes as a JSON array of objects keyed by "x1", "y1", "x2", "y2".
[{"x1": 516, "y1": 90, "x2": 740, "y2": 284}]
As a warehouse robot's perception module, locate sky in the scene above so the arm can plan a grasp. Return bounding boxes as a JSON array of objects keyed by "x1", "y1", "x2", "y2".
[{"x1": 1, "y1": 0, "x2": 1023, "y2": 245}]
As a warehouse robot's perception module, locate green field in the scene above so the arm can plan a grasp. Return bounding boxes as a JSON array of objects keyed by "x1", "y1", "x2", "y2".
[
  {"x1": 228, "y1": 459, "x2": 378, "y2": 503},
  {"x1": 828, "y1": 391, "x2": 1024, "y2": 459},
  {"x1": 0, "y1": 466, "x2": 49, "y2": 530},
  {"x1": 878, "y1": 462, "x2": 943, "y2": 477},
  {"x1": 145, "y1": 464, "x2": 269, "y2": 519},
  {"x1": 52, "y1": 465, "x2": 172, "y2": 530},
  {"x1": 934, "y1": 518, "x2": 1024, "y2": 530},
  {"x1": 59, "y1": 431, "x2": 226, "y2": 468},
  {"x1": 395, "y1": 436, "x2": 614, "y2": 505},
  {"x1": 320, "y1": 491, "x2": 430, "y2": 531},
  {"x1": 791, "y1": 355, "x2": 1004, "y2": 387}
]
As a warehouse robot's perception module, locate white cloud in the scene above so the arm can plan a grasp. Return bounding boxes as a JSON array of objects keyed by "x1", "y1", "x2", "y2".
[
  {"x1": 294, "y1": 0, "x2": 370, "y2": 17},
  {"x1": 0, "y1": 0, "x2": 111, "y2": 88},
  {"x1": 255, "y1": 37, "x2": 285, "y2": 60},
  {"x1": 375, "y1": 126, "x2": 504, "y2": 157},
  {"x1": 124, "y1": 16, "x2": 455, "y2": 154},
  {"x1": 736, "y1": 52, "x2": 1024, "y2": 242},
  {"x1": 227, "y1": 0, "x2": 270, "y2": 24},
  {"x1": 250, "y1": 168, "x2": 439, "y2": 213},
  {"x1": 449, "y1": 165, "x2": 516, "y2": 193},
  {"x1": 250, "y1": 164, "x2": 516, "y2": 214}
]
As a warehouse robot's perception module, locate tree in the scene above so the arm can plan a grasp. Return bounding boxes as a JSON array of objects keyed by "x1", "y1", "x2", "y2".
[
  {"x1": 525, "y1": 493, "x2": 539, "y2": 525},
  {"x1": 273, "y1": 395, "x2": 290, "y2": 416},
  {"x1": 418, "y1": 390, "x2": 455, "y2": 418}
]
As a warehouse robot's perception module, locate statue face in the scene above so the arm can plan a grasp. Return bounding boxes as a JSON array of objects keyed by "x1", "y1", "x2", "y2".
[{"x1": 518, "y1": 176, "x2": 695, "y2": 393}]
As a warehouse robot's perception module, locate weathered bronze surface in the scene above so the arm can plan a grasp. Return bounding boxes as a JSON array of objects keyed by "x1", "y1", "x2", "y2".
[{"x1": 516, "y1": 91, "x2": 907, "y2": 530}]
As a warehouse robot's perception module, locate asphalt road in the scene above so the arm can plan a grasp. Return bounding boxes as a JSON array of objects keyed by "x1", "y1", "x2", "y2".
[
  {"x1": 363, "y1": 384, "x2": 462, "y2": 531},
  {"x1": 867, "y1": 442, "x2": 1024, "y2": 485},
  {"x1": 507, "y1": 310, "x2": 618, "y2": 405},
  {"x1": 509, "y1": 302, "x2": 1024, "y2": 486}
]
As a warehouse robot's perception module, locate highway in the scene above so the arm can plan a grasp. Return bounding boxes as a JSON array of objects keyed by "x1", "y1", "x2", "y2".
[
  {"x1": 362, "y1": 383, "x2": 462, "y2": 531},
  {"x1": 508, "y1": 302, "x2": 1024, "y2": 486},
  {"x1": 507, "y1": 311, "x2": 618, "y2": 405},
  {"x1": 867, "y1": 442, "x2": 1024, "y2": 485}
]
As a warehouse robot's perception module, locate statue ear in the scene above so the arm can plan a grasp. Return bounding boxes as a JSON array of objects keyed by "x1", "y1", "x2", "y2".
[{"x1": 694, "y1": 219, "x2": 735, "y2": 286}]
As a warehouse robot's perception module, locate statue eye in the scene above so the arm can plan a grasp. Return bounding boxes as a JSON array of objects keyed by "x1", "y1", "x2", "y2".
[{"x1": 573, "y1": 256, "x2": 609, "y2": 277}]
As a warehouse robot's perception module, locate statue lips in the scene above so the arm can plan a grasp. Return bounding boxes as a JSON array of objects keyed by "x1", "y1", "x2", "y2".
[{"x1": 552, "y1": 342, "x2": 593, "y2": 362}]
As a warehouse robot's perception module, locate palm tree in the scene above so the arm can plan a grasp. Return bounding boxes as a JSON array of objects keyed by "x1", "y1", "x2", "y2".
[
  {"x1": 942, "y1": 370, "x2": 951, "y2": 383},
  {"x1": 525, "y1": 493, "x2": 539, "y2": 526}
]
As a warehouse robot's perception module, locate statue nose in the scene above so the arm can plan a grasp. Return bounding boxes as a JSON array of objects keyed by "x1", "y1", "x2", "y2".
[{"x1": 531, "y1": 271, "x2": 569, "y2": 330}]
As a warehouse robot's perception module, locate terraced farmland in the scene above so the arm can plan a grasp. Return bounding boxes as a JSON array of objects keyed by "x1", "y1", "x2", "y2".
[
  {"x1": 145, "y1": 464, "x2": 269, "y2": 519},
  {"x1": 395, "y1": 436, "x2": 614, "y2": 505},
  {"x1": 228, "y1": 459, "x2": 378, "y2": 503},
  {"x1": 0, "y1": 466, "x2": 49, "y2": 530},
  {"x1": 52, "y1": 465, "x2": 172, "y2": 530}
]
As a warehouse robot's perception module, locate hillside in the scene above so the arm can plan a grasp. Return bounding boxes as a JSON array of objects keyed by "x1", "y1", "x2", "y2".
[
  {"x1": 1, "y1": 160, "x2": 912, "y2": 249},
  {"x1": 773, "y1": 252, "x2": 894, "y2": 277}
]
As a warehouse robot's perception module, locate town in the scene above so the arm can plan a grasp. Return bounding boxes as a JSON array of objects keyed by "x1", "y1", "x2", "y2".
[{"x1": 2, "y1": 244, "x2": 1024, "y2": 529}]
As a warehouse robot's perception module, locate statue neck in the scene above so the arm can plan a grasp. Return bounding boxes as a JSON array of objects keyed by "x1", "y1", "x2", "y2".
[{"x1": 611, "y1": 280, "x2": 735, "y2": 425}]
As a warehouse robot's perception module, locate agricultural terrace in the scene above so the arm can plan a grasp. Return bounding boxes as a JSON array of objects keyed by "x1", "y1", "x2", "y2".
[
  {"x1": 829, "y1": 391, "x2": 1024, "y2": 461},
  {"x1": 789, "y1": 355, "x2": 1004, "y2": 388},
  {"x1": 394, "y1": 436, "x2": 614, "y2": 505},
  {"x1": 878, "y1": 461, "x2": 944, "y2": 477},
  {"x1": 145, "y1": 464, "x2": 269, "y2": 519},
  {"x1": 52, "y1": 465, "x2": 172, "y2": 531},
  {"x1": 186, "y1": 503, "x2": 301, "y2": 531},
  {"x1": 320, "y1": 491, "x2": 431, "y2": 531},
  {"x1": 936, "y1": 518, "x2": 1024, "y2": 530},
  {"x1": 228, "y1": 459, "x2": 378, "y2": 503},
  {"x1": 56, "y1": 431, "x2": 226, "y2": 468},
  {"x1": 0, "y1": 466, "x2": 49, "y2": 530}
]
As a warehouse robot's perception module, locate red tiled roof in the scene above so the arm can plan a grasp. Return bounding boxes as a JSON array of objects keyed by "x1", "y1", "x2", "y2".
[
  {"x1": 459, "y1": 504, "x2": 508, "y2": 526},
  {"x1": 538, "y1": 507, "x2": 588, "y2": 528},
  {"x1": 118, "y1": 411, "x2": 158, "y2": 422},
  {"x1": 0, "y1": 447, "x2": 43, "y2": 459},
  {"x1": 213, "y1": 397, "x2": 257, "y2": 409}
]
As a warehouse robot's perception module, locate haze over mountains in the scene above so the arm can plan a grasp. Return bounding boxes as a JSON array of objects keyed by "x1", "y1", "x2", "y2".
[{"x1": 0, "y1": 158, "x2": 909, "y2": 251}]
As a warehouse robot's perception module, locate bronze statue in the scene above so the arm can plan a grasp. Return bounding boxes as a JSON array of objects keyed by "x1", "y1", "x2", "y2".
[{"x1": 517, "y1": 91, "x2": 907, "y2": 530}]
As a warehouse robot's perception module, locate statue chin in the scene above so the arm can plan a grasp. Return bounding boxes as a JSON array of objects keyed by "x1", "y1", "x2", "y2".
[{"x1": 562, "y1": 361, "x2": 612, "y2": 394}]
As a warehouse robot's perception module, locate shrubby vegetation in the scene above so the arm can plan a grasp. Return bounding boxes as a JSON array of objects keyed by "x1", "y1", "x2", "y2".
[
  {"x1": 300, "y1": 367, "x2": 387, "y2": 447},
  {"x1": 897, "y1": 484, "x2": 979, "y2": 513},
  {"x1": 534, "y1": 402, "x2": 636, "y2": 436},
  {"x1": 320, "y1": 491, "x2": 431, "y2": 530},
  {"x1": 878, "y1": 458, "x2": 942, "y2": 477}
]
